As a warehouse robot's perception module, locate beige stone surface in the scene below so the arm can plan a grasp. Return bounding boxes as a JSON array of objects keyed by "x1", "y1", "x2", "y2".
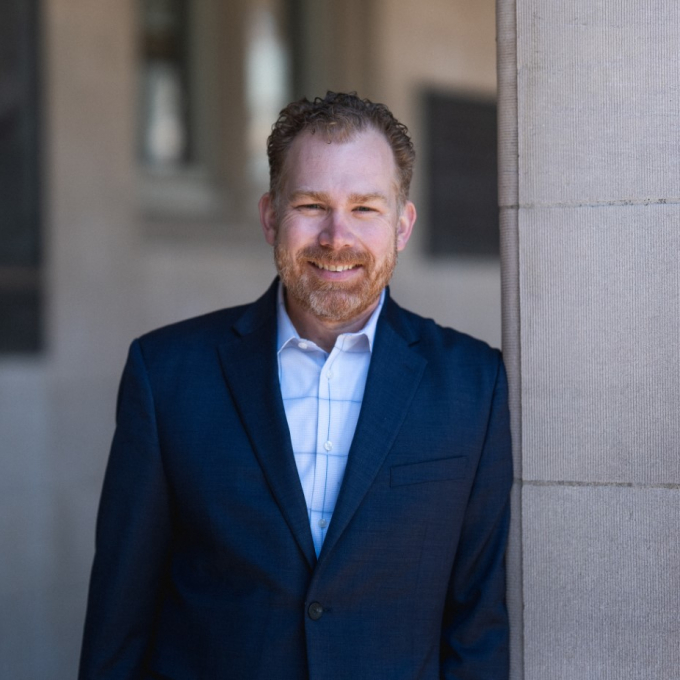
[
  {"x1": 523, "y1": 484, "x2": 680, "y2": 680},
  {"x1": 519, "y1": 204, "x2": 680, "y2": 484},
  {"x1": 516, "y1": 1, "x2": 680, "y2": 206}
]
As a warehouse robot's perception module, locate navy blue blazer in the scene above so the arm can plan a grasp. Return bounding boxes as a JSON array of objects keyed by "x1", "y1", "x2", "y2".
[{"x1": 79, "y1": 280, "x2": 512, "y2": 680}]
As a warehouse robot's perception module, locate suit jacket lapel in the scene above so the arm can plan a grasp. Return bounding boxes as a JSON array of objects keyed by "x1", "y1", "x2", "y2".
[
  {"x1": 217, "y1": 282, "x2": 317, "y2": 569},
  {"x1": 318, "y1": 295, "x2": 427, "y2": 563}
]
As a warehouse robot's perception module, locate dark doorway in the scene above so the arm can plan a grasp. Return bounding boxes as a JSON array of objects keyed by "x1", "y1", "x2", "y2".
[{"x1": 0, "y1": 0, "x2": 42, "y2": 352}]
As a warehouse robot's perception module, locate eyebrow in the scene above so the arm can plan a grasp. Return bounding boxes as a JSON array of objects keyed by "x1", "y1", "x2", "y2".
[
  {"x1": 348, "y1": 192, "x2": 389, "y2": 204},
  {"x1": 288, "y1": 190, "x2": 330, "y2": 203},
  {"x1": 288, "y1": 190, "x2": 389, "y2": 204}
]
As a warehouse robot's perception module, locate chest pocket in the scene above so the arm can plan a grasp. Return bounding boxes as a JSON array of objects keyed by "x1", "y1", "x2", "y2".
[{"x1": 390, "y1": 455, "x2": 468, "y2": 487}]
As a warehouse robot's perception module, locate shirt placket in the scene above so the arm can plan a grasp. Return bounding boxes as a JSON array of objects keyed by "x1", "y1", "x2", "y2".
[{"x1": 313, "y1": 348, "x2": 340, "y2": 552}]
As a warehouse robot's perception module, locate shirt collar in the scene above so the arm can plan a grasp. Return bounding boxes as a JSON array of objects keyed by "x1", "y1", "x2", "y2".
[{"x1": 276, "y1": 281, "x2": 384, "y2": 354}]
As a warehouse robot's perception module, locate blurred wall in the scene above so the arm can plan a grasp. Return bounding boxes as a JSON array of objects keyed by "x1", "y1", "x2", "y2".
[
  {"x1": 0, "y1": 0, "x2": 499, "y2": 678},
  {"x1": 375, "y1": 0, "x2": 499, "y2": 342}
]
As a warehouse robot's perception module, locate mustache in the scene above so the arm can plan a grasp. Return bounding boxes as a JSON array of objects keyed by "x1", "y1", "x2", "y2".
[{"x1": 297, "y1": 246, "x2": 373, "y2": 266}]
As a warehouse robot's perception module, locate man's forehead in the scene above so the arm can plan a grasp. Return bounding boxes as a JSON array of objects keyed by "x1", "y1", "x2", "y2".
[
  {"x1": 291, "y1": 125, "x2": 389, "y2": 147},
  {"x1": 294, "y1": 125, "x2": 371, "y2": 146},
  {"x1": 280, "y1": 129, "x2": 399, "y2": 193}
]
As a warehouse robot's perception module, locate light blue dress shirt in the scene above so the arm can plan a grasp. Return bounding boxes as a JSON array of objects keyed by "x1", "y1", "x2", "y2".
[{"x1": 276, "y1": 283, "x2": 384, "y2": 556}]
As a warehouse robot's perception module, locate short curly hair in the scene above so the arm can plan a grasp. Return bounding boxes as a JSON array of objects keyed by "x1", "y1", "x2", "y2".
[{"x1": 267, "y1": 91, "x2": 415, "y2": 209}]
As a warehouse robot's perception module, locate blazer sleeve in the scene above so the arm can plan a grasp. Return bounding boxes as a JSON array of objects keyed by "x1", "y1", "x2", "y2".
[
  {"x1": 79, "y1": 340, "x2": 173, "y2": 680},
  {"x1": 441, "y1": 353, "x2": 513, "y2": 680}
]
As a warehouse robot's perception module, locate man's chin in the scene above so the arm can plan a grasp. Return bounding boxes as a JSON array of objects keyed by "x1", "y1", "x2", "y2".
[
  {"x1": 278, "y1": 258, "x2": 395, "y2": 324},
  {"x1": 305, "y1": 292, "x2": 375, "y2": 323}
]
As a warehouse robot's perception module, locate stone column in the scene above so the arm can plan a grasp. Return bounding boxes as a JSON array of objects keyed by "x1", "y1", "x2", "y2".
[
  {"x1": 41, "y1": 0, "x2": 142, "y2": 675},
  {"x1": 498, "y1": 1, "x2": 680, "y2": 678}
]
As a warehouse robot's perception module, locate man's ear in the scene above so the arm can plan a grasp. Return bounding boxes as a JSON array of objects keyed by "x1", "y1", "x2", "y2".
[
  {"x1": 396, "y1": 201, "x2": 417, "y2": 252},
  {"x1": 259, "y1": 193, "x2": 277, "y2": 246}
]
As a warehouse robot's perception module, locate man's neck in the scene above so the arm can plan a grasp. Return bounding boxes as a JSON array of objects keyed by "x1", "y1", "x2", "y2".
[{"x1": 284, "y1": 292, "x2": 381, "y2": 353}]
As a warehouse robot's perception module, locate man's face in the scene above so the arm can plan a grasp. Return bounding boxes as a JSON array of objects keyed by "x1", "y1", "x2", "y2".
[{"x1": 260, "y1": 128, "x2": 416, "y2": 324}]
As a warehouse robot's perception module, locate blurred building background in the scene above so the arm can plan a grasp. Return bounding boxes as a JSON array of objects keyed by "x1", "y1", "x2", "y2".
[{"x1": 1, "y1": 0, "x2": 500, "y2": 677}]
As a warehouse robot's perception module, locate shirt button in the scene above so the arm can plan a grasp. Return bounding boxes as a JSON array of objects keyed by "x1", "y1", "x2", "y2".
[
  {"x1": 308, "y1": 602, "x2": 324, "y2": 620},
  {"x1": 326, "y1": 370, "x2": 334, "y2": 380},
  {"x1": 318, "y1": 518, "x2": 328, "y2": 529},
  {"x1": 324, "y1": 441, "x2": 333, "y2": 451},
  {"x1": 298, "y1": 341, "x2": 308, "y2": 350}
]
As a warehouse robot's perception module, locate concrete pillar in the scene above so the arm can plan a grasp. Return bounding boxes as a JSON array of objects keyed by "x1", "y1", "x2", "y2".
[
  {"x1": 36, "y1": 0, "x2": 141, "y2": 676},
  {"x1": 498, "y1": 1, "x2": 680, "y2": 678}
]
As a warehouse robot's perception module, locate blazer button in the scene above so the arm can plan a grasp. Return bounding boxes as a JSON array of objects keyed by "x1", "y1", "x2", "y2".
[{"x1": 308, "y1": 602, "x2": 324, "y2": 620}]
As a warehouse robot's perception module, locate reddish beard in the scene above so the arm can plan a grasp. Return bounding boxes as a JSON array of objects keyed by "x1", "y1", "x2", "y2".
[{"x1": 274, "y1": 242, "x2": 397, "y2": 322}]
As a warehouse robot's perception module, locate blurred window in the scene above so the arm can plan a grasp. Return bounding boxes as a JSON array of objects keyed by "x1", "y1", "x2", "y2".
[
  {"x1": 0, "y1": 0, "x2": 42, "y2": 353},
  {"x1": 136, "y1": 0, "x2": 290, "y2": 226},
  {"x1": 139, "y1": 0, "x2": 192, "y2": 168},
  {"x1": 425, "y1": 91, "x2": 499, "y2": 257},
  {"x1": 246, "y1": 1, "x2": 290, "y2": 186}
]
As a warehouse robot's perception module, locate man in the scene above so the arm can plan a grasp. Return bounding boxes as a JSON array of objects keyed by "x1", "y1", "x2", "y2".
[{"x1": 80, "y1": 91, "x2": 512, "y2": 680}]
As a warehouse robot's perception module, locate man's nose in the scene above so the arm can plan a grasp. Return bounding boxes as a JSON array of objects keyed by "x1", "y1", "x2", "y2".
[{"x1": 318, "y1": 211, "x2": 355, "y2": 249}]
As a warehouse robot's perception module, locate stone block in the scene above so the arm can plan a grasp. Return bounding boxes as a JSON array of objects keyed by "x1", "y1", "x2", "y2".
[
  {"x1": 522, "y1": 484, "x2": 680, "y2": 680},
  {"x1": 517, "y1": 1, "x2": 680, "y2": 206},
  {"x1": 507, "y1": 481, "x2": 524, "y2": 680},
  {"x1": 520, "y1": 204, "x2": 680, "y2": 483}
]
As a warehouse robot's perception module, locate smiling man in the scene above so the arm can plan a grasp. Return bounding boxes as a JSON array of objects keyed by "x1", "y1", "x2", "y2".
[
  {"x1": 80, "y1": 92, "x2": 512, "y2": 680},
  {"x1": 261, "y1": 119, "x2": 415, "y2": 350}
]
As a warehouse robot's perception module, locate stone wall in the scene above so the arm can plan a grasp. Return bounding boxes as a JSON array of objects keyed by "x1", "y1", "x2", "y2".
[{"x1": 499, "y1": 1, "x2": 680, "y2": 677}]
